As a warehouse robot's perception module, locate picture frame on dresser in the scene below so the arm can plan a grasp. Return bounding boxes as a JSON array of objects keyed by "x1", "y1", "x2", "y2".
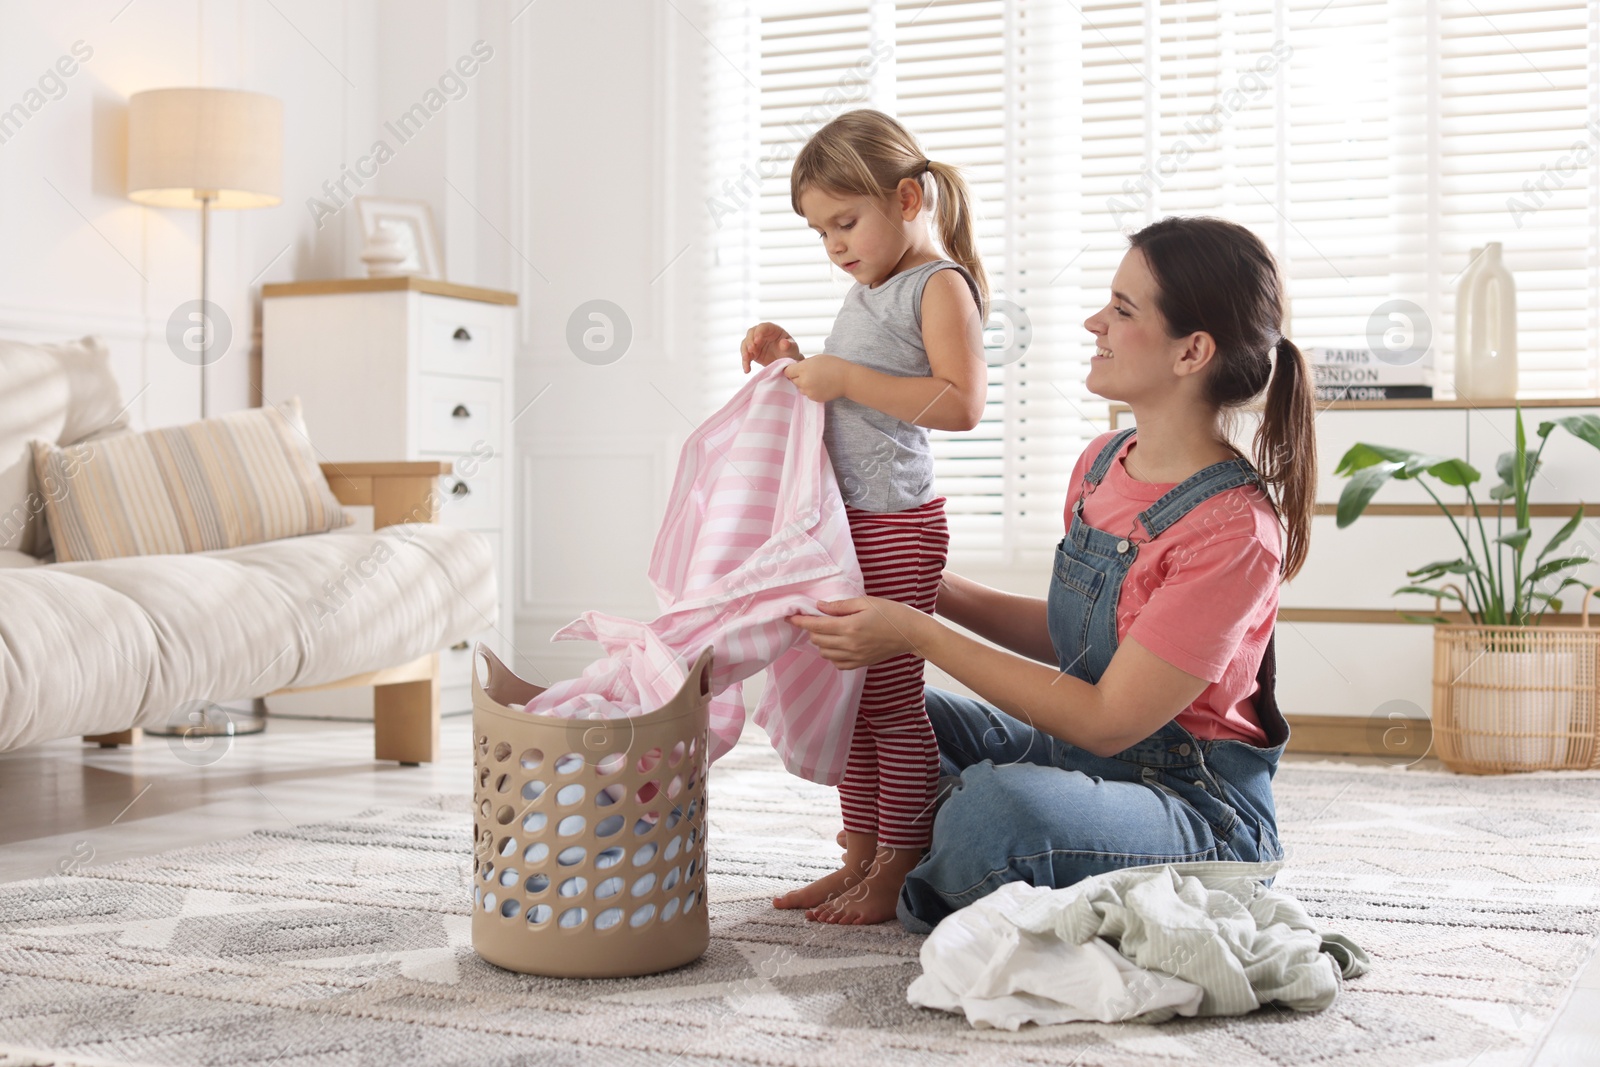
[
  {"x1": 261, "y1": 276, "x2": 518, "y2": 719},
  {"x1": 1108, "y1": 396, "x2": 1600, "y2": 759}
]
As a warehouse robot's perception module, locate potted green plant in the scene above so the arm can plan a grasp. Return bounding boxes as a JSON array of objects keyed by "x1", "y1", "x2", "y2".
[{"x1": 1334, "y1": 407, "x2": 1600, "y2": 772}]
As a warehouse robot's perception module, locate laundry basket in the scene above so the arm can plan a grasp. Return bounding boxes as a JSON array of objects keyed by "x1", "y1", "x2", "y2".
[
  {"x1": 1430, "y1": 585, "x2": 1600, "y2": 774},
  {"x1": 470, "y1": 642, "x2": 713, "y2": 977}
]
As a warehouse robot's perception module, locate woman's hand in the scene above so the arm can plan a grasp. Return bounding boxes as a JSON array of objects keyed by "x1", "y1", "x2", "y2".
[
  {"x1": 787, "y1": 596, "x2": 928, "y2": 671},
  {"x1": 740, "y1": 323, "x2": 801, "y2": 373},
  {"x1": 783, "y1": 353, "x2": 853, "y2": 403}
]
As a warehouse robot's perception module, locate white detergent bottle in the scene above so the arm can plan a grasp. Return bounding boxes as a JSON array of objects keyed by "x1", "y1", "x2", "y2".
[
  {"x1": 1452, "y1": 247, "x2": 1483, "y2": 400},
  {"x1": 1462, "y1": 242, "x2": 1518, "y2": 400}
]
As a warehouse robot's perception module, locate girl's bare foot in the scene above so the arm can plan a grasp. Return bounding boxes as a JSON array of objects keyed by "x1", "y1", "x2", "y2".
[
  {"x1": 772, "y1": 860, "x2": 867, "y2": 911},
  {"x1": 807, "y1": 844, "x2": 922, "y2": 925}
]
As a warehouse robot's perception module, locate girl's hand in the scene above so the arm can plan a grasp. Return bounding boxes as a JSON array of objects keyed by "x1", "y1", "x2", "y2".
[
  {"x1": 741, "y1": 323, "x2": 801, "y2": 373},
  {"x1": 787, "y1": 596, "x2": 926, "y2": 671},
  {"x1": 783, "y1": 353, "x2": 853, "y2": 403}
]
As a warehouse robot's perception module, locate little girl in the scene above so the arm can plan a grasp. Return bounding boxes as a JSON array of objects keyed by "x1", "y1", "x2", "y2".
[{"x1": 740, "y1": 109, "x2": 989, "y2": 924}]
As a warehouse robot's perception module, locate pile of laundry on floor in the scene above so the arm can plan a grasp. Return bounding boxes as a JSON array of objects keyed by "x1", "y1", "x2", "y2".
[{"x1": 909, "y1": 860, "x2": 1369, "y2": 1028}]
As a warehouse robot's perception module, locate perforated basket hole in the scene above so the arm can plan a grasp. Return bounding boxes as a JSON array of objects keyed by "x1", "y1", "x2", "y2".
[
  {"x1": 668, "y1": 741, "x2": 686, "y2": 767},
  {"x1": 559, "y1": 907, "x2": 588, "y2": 929},
  {"x1": 687, "y1": 857, "x2": 700, "y2": 879},
  {"x1": 635, "y1": 780, "x2": 661, "y2": 805},
  {"x1": 595, "y1": 846, "x2": 625, "y2": 869},
  {"x1": 631, "y1": 872, "x2": 656, "y2": 897},
  {"x1": 527, "y1": 904, "x2": 552, "y2": 925},
  {"x1": 523, "y1": 842, "x2": 549, "y2": 864},
  {"x1": 556, "y1": 783, "x2": 586, "y2": 806},
  {"x1": 632, "y1": 813, "x2": 659, "y2": 837},
  {"x1": 666, "y1": 775, "x2": 683, "y2": 800},
  {"x1": 478, "y1": 800, "x2": 491, "y2": 819},
  {"x1": 595, "y1": 907, "x2": 624, "y2": 931},
  {"x1": 555, "y1": 753, "x2": 584, "y2": 775},
  {"x1": 495, "y1": 806, "x2": 515, "y2": 825},
  {"x1": 473, "y1": 886, "x2": 482, "y2": 908},
  {"x1": 522, "y1": 812, "x2": 547, "y2": 834},
  {"x1": 481, "y1": 862, "x2": 495, "y2": 883},
  {"x1": 663, "y1": 866, "x2": 680, "y2": 892},
  {"x1": 477, "y1": 767, "x2": 490, "y2": 789},
  {"x1": 665, "y1": 807, "x2": 683, "y2": 830},
  {"x1": 498, "y1": 868, "x2": 520, "y2": 888},
  {"x1": 664, "y1": 835, "x2": 681, "y2": 862},
  {"x1": 557, "y1": 845, "x2": 587, "y2": 867},
  {"x1": 596, "y1": 876, "x2": 624, "y2": 899},
  {"x1": 632, "y1": 841, "x2": 658, "y2": 866},
  {"x1": 494, "y1": 772, "x2": 512, "y2": 794},
  {"x1": 493, "y1": 741, "x2": 512, "y2": 763},
  {"x1": 500, "y1": 898, "x2": 521, "y2": 919},
  {"x1": 519, "y1": 748, "x2": 544, "y2": 770},
  {"x1": 629, "y1": 903, "x2": 656, "y2": 927},
  {"x1": 661, "y1": 896, "x2": 680, "y2": 922},
  {"x1": 525, "y1": 873, "x2": 549, "y2": 894},
  {"x1": 685, "y1": 889, "x2": 699, "y2": 912},
  {"x1": 635, "y1": 746, "x2": 663, "y2": 775},
  {"x1": 482, "y1": 891, "x2": 497, "y2": 912},
  {"x1": 496, "y1": 836, "x2": 518, "y2": 858},
  {"x1": 596, "y1": 784, "x2": 626, "y2": 807},
  {"x1": 522, "y1": 780, "x2": 547, "y2": 802},
  {"x1": 596, "y1": 752, "x2": 626, "y2": 776},
  {"x1": 557, "y1": 815, "x2": 586, "y2": 837},
  {"x1": 595, "y1": 815, "x2": 624, "y2": 838},
  {"x1": 558, "y1": 876, "x2": 587, "y2": 898}
]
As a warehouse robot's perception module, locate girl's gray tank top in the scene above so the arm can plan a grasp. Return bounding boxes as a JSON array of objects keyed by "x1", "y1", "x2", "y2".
[{"x1": 820, "y1": 258, "x2": 982, "y2": 513}]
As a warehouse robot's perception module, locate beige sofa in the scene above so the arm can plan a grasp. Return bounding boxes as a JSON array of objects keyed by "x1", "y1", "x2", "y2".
[{"x1": 0, "y1": 336, "x2": 496, "y2": 762}]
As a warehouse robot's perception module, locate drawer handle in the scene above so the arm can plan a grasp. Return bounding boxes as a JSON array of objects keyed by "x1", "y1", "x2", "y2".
[
  {"x1": 451, "y1": 404, "x2": 471, "y2": 419},
  {"x1": 450, "y1": 640, "x2": 470, "y2": 651},
  {"x1": 451, "y1": 480, "x2": 471, "y2": 498},
  {"x1": 453, "y1": 327, "x2": 473, "y2": 342}
]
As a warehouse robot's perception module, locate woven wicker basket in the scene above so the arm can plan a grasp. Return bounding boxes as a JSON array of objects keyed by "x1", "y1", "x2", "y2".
[
  {"x1": 1431, "y1": 585, "x2": 1600, "y2": 774},
  {"x1": 469, "y1": 642, "x2": 713, "y2": 977}
]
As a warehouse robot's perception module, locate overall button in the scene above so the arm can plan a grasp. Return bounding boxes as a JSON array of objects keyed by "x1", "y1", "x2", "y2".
[
  {"x1": 1178, "y1": 743, "x2": 1192, "y2": 756},
  {"x1": 1116, "y1": 539, "x2": 1130, "y2": 554}
]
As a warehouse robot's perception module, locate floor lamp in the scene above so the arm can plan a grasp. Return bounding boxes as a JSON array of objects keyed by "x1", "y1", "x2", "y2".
[
  {"x1": 127, "y1": 87, "x2": 282, "y2": 739},
  {"x1": 127, "y1": 87, "x2": 282, "y2": 417}
]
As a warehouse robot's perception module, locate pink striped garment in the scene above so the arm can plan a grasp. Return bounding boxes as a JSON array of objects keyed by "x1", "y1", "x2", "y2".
[{"x1": 523, "y1": 358, "x2": 867, "y2": 785}]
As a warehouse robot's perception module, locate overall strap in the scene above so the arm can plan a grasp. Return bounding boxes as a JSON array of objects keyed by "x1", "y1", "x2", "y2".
[
  {"x1": 1084, "y1": 427, "x2": 1139, "y2": 487},
  {"x1": 1137, "y1": 458, "x2": 1267, "y2": 539}
]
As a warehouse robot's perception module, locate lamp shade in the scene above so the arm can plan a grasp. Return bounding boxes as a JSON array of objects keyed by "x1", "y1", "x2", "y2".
[{"x1": 127, "y1": 88, "x2": 282, "y2": 209}]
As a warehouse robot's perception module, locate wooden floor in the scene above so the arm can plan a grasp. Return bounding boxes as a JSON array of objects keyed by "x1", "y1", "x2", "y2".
[{"x1": 0, "y1": 718, "x2": 1596, "y2": 1064}]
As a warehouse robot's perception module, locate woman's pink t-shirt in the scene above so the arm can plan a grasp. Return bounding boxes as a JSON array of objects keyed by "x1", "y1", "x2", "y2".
[{"x1": 1062, "y1": 431, "x2": 1281, "y2": 744}]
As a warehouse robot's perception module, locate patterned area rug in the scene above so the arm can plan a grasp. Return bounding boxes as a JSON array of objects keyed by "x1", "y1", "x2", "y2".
[{"x1": 1, "y1": 743, "x2": 1598, "y2": 1067}]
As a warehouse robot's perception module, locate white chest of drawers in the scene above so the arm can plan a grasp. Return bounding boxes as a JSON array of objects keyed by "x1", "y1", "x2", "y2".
[{"x1": 262, "y1": 277, "x2": 517, "y2": 716}]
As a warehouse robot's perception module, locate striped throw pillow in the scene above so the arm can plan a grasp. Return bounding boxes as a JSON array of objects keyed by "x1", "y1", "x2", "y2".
[{"x1": 31, "y1": 398, "x2": 347, "y2": 563}]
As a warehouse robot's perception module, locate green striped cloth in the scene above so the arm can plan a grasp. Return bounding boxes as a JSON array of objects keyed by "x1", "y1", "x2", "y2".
[{"x1": 31, "y1": 398, "x2": 346, "y2": 563}]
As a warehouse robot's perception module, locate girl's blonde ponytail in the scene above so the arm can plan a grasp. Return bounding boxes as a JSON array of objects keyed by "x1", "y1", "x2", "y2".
[{"x1": 926, "y1": 159, "x2": 989, "y2": 318}]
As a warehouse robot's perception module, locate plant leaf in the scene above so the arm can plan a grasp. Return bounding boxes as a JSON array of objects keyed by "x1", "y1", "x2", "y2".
[
  {"x1": 1542, "y1": 414, "x2": 1600, "y2": 452},
  {"x1": 1535, "y1": 506, "x2": 1585, "y2": 565},
  {"x1": 1336, "y1": 461, "x2": 1404, "y2": 527},
  {"x1": 1494, "y1": 528, "x2": 1532, "y2": 551},
  {"x1": 1420, "y1": 457, "x2": 1481, "y2": 486},
  {"x1": 1334, "y1": 442, "x2": 1421, "y2": 476},
  {"x1": 1406, "y1": 558, "x2": 1476, "y2": 579},
  {"x1": 1525, "y1": 555, "x2": 1592, "y2": 585},
  {"x1": 1399, "y1": 612, "x2": 1452, "y2": 625},
  {"x1": 1394, "y1": 584, "x2": 1463, "y2": 602}
]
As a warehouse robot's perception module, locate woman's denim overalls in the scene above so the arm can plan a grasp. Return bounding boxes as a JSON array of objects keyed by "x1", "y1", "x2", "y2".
[{"x1": 896, "y1": 426, "x2": 1291, "y2": 934}]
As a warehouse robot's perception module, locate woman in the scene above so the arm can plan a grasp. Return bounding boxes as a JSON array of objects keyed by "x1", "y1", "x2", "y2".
[{"x1": 788, "y1": 215, "x2": 1317, "y2": 931}]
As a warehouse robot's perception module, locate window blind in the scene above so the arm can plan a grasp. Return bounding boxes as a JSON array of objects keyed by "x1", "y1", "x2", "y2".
[{"x1": 699, "y1": 0, "x2": 1600, "y2": 569}]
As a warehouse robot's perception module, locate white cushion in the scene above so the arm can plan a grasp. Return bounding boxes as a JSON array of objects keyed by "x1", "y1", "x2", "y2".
[
  {"x1": 0, "y1": 524, "x2": 495, "y2": 749},
  {"x1": 0, "y1": 550, "x2": 40, "y2": 569},
  {"x1": 0, "y1": 336, "x2": 128, "y2": 556}
]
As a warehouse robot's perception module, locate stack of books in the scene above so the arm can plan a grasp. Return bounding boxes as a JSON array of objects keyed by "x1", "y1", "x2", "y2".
[{"x1": 1306, "y1": 346, "x2": 1434, "y2": 402}]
